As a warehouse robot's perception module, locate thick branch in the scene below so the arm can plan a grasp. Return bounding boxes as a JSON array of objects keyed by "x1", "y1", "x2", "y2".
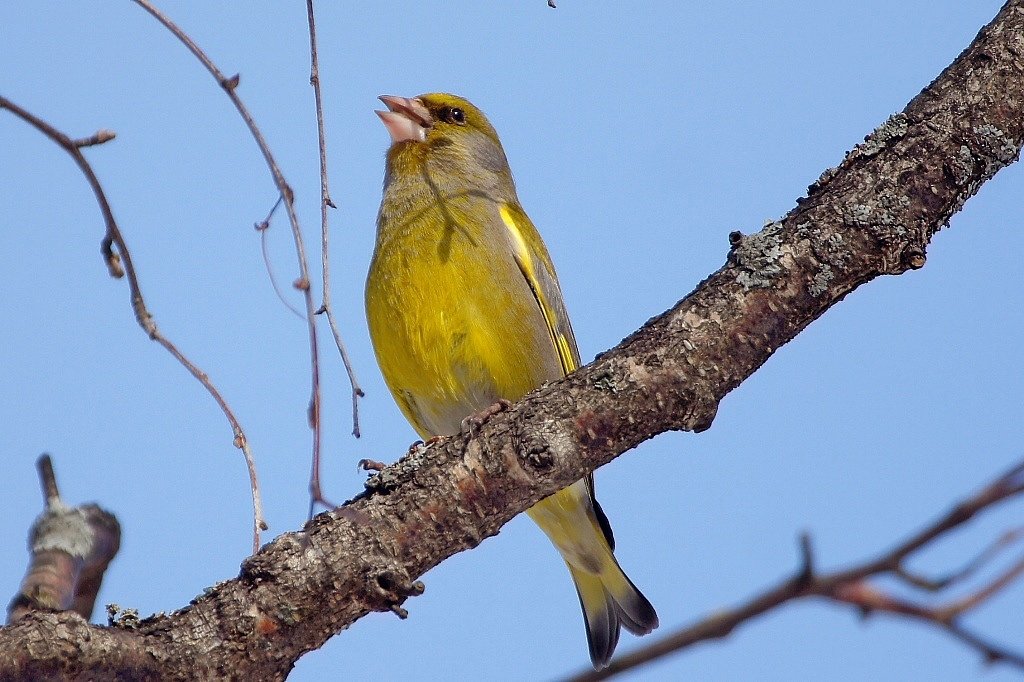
[{"x1": 1, "y1": 2, "x2": 1022, "y2": 679}]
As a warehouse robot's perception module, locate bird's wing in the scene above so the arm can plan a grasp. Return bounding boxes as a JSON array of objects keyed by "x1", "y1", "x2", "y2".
[
  {"x1": 498, "y1": 202, "x2": 581, "y2": 375},
  {"x1": 498, "y1": 201, "x2": 615, "y2": 549}
]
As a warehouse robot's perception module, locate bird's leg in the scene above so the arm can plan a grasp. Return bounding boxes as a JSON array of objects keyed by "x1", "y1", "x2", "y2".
[
  {"x1": 358, "y1": 433, "x2": 445, "y2": 473},
  {"x1": 460, "y1": 398, "x2": 513, "y2": 435}
]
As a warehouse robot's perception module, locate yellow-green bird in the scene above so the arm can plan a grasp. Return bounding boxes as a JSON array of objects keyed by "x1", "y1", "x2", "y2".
[{"x1": 366, "y1": 93, "x2": 658, "y2": 668}]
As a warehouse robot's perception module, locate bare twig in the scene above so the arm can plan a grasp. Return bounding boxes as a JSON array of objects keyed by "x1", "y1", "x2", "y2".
[
  {"x1": 565, "y1": 461, "x2": 1024, "y2": 681},
  {"x1": 255, "y1": 198, "x2": 305, "y2": 321},
  {"x1": 305, "y1": 0, "x2": 365, "y2": 440},
  {"x1": 0, "y1": 96, "x2": 266, "y2": 552},
  {"x1": 938, "y1": 555, "x2": 1024, "y2": 619},
  {"x1": 832, "y1": 564, "x2": 1024, "y2": 668},
  {"x1": 73, "y1": 129, "x2": 116, "y2": 148},
  {"x1": 131, "y1": 0, "x2": 333, "y2": 510},
  {"x1": 895, "y1": 527, "x2": 1024, "y2": 591}
]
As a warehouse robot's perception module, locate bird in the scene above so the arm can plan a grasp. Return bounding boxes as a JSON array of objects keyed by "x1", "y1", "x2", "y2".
[{"x1": 366, "y1": 92, "x2": 658, "y2": 669}]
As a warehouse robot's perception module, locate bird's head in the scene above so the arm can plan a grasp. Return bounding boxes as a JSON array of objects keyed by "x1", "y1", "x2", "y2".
[{"x1": 376, "y1": 93, "x2": 512, "y2": 186}]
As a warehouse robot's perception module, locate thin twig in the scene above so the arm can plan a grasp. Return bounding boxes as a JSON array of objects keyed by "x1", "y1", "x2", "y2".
[
  {"x1": 895, "y1": 527, "x2": 1024, "y2": 591},
  {"x1": 0, "y1": 95, "x2": 266, "y2": 552},
  {"x1": 943, "y1": 620, "x2": 1024, "y2": 668},
  {"x1": 565, "y1": 460, "x2": 1024, "y2": 681},
  {"x1": 73, "y1": 129, "x2": 116, "y2": 148},
  {"x1": 131, "y1": 0, "x2": 334, "y2": 509},
  {"x1": 255, "y1": 198, "x2": 305, "y2": 320},
  {"x1": 940, "y1": 555, "x2": 1024, "y2": 618},
  {"x1": 306, "y1": 0, "x2": 365, "y2": 439},
  {"x1": 832, "y1": 565, "x2": 1024, "y2": 667}
]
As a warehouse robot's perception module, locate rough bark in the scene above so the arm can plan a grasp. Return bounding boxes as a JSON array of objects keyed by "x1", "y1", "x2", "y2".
[{"x1": 1, "y1": 2, "x2": 1023, "y2": 680}]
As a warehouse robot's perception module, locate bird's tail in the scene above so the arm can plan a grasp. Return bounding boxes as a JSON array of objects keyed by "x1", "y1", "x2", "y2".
[
  {"x1": 567, "y1": 554, "x2": 659, "y2": 669},
  {"x1": 527, "y1": 480, "x2": 658, "y2": 669}
]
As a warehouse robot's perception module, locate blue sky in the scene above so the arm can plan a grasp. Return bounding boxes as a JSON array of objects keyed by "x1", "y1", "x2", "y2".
[{"x1": 2, "y1": 2, "x2": 1022, "y2": 680}]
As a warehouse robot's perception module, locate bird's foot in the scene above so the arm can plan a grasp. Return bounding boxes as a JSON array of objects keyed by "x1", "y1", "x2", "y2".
[
  {"x1": 405, "y1": 436, "x2": 444, "y2": 456},
  {"x1": 460, "y1": 399, "x2": 513, "y2": 435}
]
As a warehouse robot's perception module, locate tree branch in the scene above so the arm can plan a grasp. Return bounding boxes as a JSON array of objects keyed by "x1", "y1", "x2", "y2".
[
  {"x1": 565, "y1": 461, "x2": 1024, "y2": 681},
  {"x1": 7, "y1": 455, "x2": 121, "y2": 624},
  {"x1": 1, "y1": 1, "x2": 1022, "y2": 679},
  {"x1": 0, "y1": 95, "x2": 267, "y2": 551},
  {"x1": 130, "y1": 0, "x2": 337, "y2": 510},
  {"x1": 305, "y1": 0, "x2": 366, "y2": 440}
]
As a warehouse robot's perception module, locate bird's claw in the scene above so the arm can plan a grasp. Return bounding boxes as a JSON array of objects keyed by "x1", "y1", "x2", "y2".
[
  {"x1": 405, "y1": 436, "x2": 445, "y2": 456},
  {"x1": 460, "y1": 399, "x2": 513, "y2": 434},
  {"x1": 357, "y1": 458, "x2": 387, "y2": 472}
]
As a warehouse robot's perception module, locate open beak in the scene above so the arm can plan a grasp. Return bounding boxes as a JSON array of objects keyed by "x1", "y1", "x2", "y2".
[{"x1": 376, "y1": 95, "x2": 432, "y2": 143}]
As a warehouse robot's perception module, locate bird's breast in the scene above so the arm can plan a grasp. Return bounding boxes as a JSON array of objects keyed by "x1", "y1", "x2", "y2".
[{"x1": 367, "y1": 200, "x2": 561, "y2": 437}]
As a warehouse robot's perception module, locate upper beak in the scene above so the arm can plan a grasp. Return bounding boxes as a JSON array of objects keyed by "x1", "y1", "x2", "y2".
[{"x1": 376, "y1": 95, "x2": 432, "y2": 143}]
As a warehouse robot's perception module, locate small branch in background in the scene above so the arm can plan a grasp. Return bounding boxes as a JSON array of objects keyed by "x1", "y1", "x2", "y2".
[
  {"x1": 894, "y1": 527, "x2": 1023, "y2": 591},
  {"x1": 73, "y1": 129, "x2": 117, "y2": 149},
  {"x1": 833, "y1": 561, "x2": 1024, "y2": 667},
  {"x1": 7, "y1": 455, "x2": 121, "y2": 623},
  {"x1": 0, "y1": 95, "x2": 266, "y2": 552},
  {"x1": 130, "y1": 0, "x2": 335, "y2": 512},
  {"x1": 255, "y1": 198, "x2": 305, "y2": 321},
  {"x1": 566, "y1": 461, "x2": 1024, "y2": 681},
  {"x1": 305, "y1": 0, "x2": 365, "y2": 440}
]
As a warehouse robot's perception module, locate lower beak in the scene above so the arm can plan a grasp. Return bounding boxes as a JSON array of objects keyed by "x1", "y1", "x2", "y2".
[{"x1": 376, "y1": 95, "x2": 432, "y2": 143}]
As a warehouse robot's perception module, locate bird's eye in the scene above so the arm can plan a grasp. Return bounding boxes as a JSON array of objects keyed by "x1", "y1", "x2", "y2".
[{"x1": 440, "y1": 106, "x2": 467, "y2": 125}]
